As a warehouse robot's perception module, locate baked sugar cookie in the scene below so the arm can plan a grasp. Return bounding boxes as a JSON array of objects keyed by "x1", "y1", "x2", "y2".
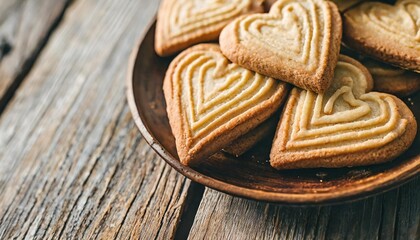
[
  {"x1": 330, "y1": 0, "x2": 363, "y2": 12},
  {"x1": 263, "y1": 0, "x2": 277, "y2": 11},
  {"x1": 362, "y1": 58, "x2": 420, "y2": 97},
  {"x1": 343, "y1": 0, "x2": 420, "y2": 72},
  {"x1": 266, "y1": 0, "x2": 363, "y2": 12},
  {"x1": 340, "y1": 45, "x2": 420, "y2": 97},
  {"x1": 220, "y1": 0, "x2": 342, "y2": 93},
  {"x1": 270, "y1": 55, "x2": 417, "y2": 169},
  {"x1": 155, "y1": 0, "x2": 264, "y2": 56},
  {"x1": 164, "y1": 44, "x2": 289, "y2": 166},
  {"x1": 223, "y1": 116, "x2": 277, "y2": 156}
]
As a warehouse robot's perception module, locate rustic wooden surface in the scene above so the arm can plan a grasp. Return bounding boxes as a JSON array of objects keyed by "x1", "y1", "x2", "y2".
[
  {"x1": 0, "y1": 0, "x2": 192, "y2": 239},
  {"x1": 189, "y1": 177, "x2": 419, "y2": 240},
  {"x1": 0, "y1": 0, "x2": 418, "y2": 239},
  {"x1": 0, "y1": 0, "x2": 71, "y2": 112}
]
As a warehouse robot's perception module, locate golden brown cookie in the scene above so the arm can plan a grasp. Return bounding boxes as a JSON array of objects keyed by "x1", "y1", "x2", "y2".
[
  {"x1": 223, "y1": 116, "x2": 277, "y2": 156},
  {"x1": 343, "y1": 0, "x2": 420, "y2": 72},
  {"x1": 155, "y1": 0, "x2": 264, "y2": 56},
  {"x1": 270, "y1": 55, "x2": 417, "y2": 169},
  {"x1": 220, "y1": 0, "x2": 342, "y2": 93},
  {"x1": 266, "y1": 0, "x2": 364, "y2": 12},
  {"x1": 163, "y1": 44, "x2": 289, "y2": 166},
  {"x1": 362, "y1": 58, "x2": 420, "y2": 97},
  {"x1": 263, "y1": 0, "x2": 277, "y2": 11},
  {"x1": 340, "y1": 45, "x2": 420, "y2": 97},
  {"x1": 330, "y1": 0, "x2": 363, "y2": 11}
]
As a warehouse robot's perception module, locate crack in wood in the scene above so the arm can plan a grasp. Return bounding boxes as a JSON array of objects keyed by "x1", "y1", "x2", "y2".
[
  {"x1": 0, "y1": 0, "x2": 74, "y2": 115},
  {"x1": 113, "y1": 137, "x2": 146, "y2": 239},
  {"x1": 173, "y1": 182, "x2": 204, "y2": 240}
]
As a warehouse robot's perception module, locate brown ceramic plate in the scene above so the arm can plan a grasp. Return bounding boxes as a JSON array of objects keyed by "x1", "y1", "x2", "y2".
[{"x1": 127, "y1": 22, "x2": 420, "y2": 205}]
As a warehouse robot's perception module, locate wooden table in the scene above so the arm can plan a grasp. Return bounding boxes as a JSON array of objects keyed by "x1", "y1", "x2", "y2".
[{"x1": 0, "y1": 0, "x2": 418, "y2": 239}]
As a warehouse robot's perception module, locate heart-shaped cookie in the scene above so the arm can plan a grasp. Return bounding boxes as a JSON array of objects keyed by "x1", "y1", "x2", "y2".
[
  {"x1": 223, "y1": 115, "x2": 278, "y2": 156},
  {"x1": 343, "y1": 0, "x2": 420, "y2": 72},
  {"x1": 154, "y1": 0, "x2": 264, "y2": 56},
  {"x1": 330, "y1": 0, "x2": 364, "y2": 12},
  {"x1": 340, "y1": 46, "x2": 420, "y2": 97},
  {"x1": 163, "y1": 44, "x2": 289, "y2": 166},
  {"x1": 265, "y1": 0, "x2": 364, "y2": 12},
  {"x1": 270, "y1": 55, "x2": 417, "y2": 169},
  {"x1": 220, "y1": 0, "x2": 342, "y2": 93},
  {"x1": 362, "y1": 58, "x2": 420, "y2": 97}
]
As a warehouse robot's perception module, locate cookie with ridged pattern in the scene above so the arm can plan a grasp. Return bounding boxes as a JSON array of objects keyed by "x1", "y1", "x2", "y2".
[
  {"x1": 270, "y1": 55, "x2": 417, "y2": 169},
  {"x1": 362, "y1": 58, "x2": 420, "y2": 97},
  {"x1": 164, "y1": 44, "x2": 289, "y2": 166},
  {"x1": 155, "y1": 0, "x2": 264, "y2": 56},
  {"x1": 343, "y1": 0, "x2": 420, "y2": 72},
  {"x1": 220, "y1": 0, "x2": 342, "y2": 93}
]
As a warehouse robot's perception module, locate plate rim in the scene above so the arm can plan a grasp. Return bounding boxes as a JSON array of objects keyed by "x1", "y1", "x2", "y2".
[{"x1": 126, "y1": 19, "x2": 420, "y2": 205}]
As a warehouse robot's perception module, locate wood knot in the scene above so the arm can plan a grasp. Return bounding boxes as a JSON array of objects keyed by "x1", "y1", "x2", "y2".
[{"x1": 0, "y1": 38, "x2": 13, "y2": 61}]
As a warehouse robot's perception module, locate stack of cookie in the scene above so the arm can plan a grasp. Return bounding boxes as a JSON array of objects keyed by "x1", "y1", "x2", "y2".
[{"x1": 155, "y1": 0, "x2": 418, "y2": 169}]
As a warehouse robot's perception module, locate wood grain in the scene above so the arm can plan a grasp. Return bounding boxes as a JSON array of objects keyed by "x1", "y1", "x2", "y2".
[
  {"x1": 189, "y1": 177, "x2": 419, "y2": 239},
  {"x1": 0, "y1": 0, "x2": 194, "y2": 238},
  {"x1": 0, "y1": 0, "x2": 418, "y2": 239},
  {"x1": 0, "y1": 0, "x2": 71, "y2": 112}
]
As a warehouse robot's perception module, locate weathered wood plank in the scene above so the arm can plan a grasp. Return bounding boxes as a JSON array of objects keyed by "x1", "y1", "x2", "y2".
[
  {"x1": 0, "y1": 0, "x2": 71, "y2": 112},
  {"x1": 0, "y1": 0, "x2": 195, "y2": 239},
  {"x1": 189, "y1": 177, "x2": 419, "y2": 239}
]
